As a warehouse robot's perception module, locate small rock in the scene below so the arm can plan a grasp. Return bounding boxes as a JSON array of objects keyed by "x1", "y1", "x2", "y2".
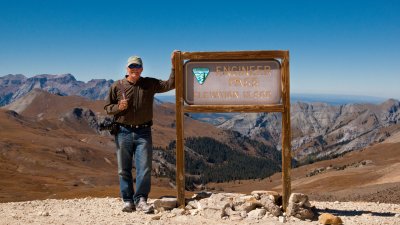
[
  {"x1": 189, "y1": 209, "x2": 199, "y2": 216},
  {"x1": 262, "y1": 212, "x2": 273, "y2": 219},
  {"x1": 230, "y1": 214, "x2": 243, "y2": 221},
  {"x1": 319, "y1": 213, "x2": 343, "y2": 225},
  {"x1": 224, "y1": 207, "x2": 236, "y2": 216},
  {"x1": 334, "y1": 201, "x2": 339, "y2": 204},
  {"x1": 165, "y1": 212, "x2": 176, "y2": 218},
  {"x1": 153, "y1": 198, "x2": 177, "y2": 211},
  {"x1": 279, "y1": 216, "x2": 286, "y2": 223},
  {"x1": 291, "y1": 217, "x2": 301, "y2": 222},
  {"x1": 38, "y1": 211, "x2": 50, "y2": 216},
  {"x1": 186, "y1": 200, "x2": 200, "y2": 209},
  {"x1": 394, "y1": 213, "x2": 400, "y2": 218},
  {"x1": 247, "y1": 208, "x2": 266, "y2": 220},
  {"x1": 171, "y1": 208, "x2": 185, "y2": 216},
  {"x1": 191, "y1": 191, "x2": 212, "y2": 200},
  {"x1": 151, "y1": 215, "x2": 161, "y2": 220},
  {"x1": 252, "y1": 193, "x2": 261, "y2": 200}
]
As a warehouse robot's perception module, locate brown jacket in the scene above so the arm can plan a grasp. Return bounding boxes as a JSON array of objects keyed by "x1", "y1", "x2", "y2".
[{"x1": 104, "y1": 69, "x2": 175, "y2": 125}]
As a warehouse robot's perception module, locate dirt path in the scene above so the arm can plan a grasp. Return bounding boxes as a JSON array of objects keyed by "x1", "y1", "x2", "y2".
[{"x1": 0, "y1": 197, "x2": 399, "y2": 225}]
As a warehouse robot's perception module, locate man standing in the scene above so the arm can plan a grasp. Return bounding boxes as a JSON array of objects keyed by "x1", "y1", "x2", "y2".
[{"x1": 104, "y1": 52, "x2": 177, "y2": 213}]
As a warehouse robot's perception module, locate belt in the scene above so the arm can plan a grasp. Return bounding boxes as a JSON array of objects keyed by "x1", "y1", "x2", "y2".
[{"x1": 117, "y1": 121, "x2": 153, "y2": 129}]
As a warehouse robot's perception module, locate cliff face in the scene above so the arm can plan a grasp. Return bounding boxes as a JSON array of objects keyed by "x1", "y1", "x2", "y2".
[
  {"x1": 0, "y1": 74, "x2": 27, "y2": 106},
  {"x1": 218, "y1": 100, "x2": 400, "y2": 161},
  {"x1": 0, "y1": 74, "x2": 114, "y2": 106}
]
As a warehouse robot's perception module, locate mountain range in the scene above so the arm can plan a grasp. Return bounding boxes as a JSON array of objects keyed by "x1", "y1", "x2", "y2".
[
  {"x1": 0, "y1": 74, "x2": 113, "y2": 106},
  {"x1": 2, "y1": 73, "x2": 399, "y2": 162},
  {"x1": 219, "y1": 100, "x2": 400, "y2": 163},
  {"x1": 0, "y1": 73, "x2": 399, "y2": 203},
  {"x1": 2, "y1": 73, "x2": 399, "y2": 163}
]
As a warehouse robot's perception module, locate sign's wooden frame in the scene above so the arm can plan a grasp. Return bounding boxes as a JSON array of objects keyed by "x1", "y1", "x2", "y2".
[{"x1": 173, "y1": 50, "x2": 291, "y2": 210}]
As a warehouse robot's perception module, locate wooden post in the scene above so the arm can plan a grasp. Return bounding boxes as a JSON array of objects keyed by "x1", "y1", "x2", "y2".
[
  {"x1": 174, "y1": 51, "x2": 186, "y2": 208},
  {"x1": 281, "y1": 53, "x2": 292, "y2": 211}
]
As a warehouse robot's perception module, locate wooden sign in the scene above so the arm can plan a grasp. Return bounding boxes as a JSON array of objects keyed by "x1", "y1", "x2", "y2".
[
  {"x1": 174, "y1": 50, "x2": 291, "y2": 211},
  {"x1": 184, "y1": 60, "x2": 282, "y2": 105}
]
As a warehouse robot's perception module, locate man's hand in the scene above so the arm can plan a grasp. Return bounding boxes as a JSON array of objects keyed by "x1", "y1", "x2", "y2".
[
  {"x1": 171, "y1": 50, "x2": 180, "y2": 69},
  {"x1": 118, "y1": 99, "x2": 128, "y2": 111}
]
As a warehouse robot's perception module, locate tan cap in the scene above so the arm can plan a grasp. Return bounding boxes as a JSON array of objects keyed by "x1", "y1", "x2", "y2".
[{"x1": 126, "y1": 56, "x2": 143, "y2": 67}]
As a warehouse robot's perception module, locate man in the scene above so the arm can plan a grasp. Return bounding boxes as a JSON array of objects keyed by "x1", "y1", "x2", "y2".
[{"x1": 104, "y1": 52, "x2": 177, "y2": 213}]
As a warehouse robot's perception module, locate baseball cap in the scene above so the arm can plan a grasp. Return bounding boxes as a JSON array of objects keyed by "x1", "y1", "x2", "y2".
[{"x1": 126, "y1": 56, "x2": 143, "y2": 67}]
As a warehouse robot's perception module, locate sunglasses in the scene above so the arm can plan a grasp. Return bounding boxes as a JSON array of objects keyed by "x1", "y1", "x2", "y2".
[{"x1": 128, "y1": 64, "x2": 142, "y2": 69}]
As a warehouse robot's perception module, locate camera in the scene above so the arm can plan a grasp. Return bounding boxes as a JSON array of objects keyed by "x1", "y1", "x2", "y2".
[{"x1": 99, "y1": 117, "x2": 119, "y2": 135}]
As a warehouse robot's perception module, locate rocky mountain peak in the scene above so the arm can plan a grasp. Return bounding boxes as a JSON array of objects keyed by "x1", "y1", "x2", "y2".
[
  {"x1": 53, "y1": 73, "x2": 77, "y2": 83},
  {"x1": 380, "y1": 99, "x2": 400, "y2": 113},
  {"x1": 0, "y1": 74, "x2": 27, "y2": 81},
  {"x1": 3, "y1": 88, "x2": 51, "y2": 114},
  {"x1": 29, "y1": 73, "x2": 77, "y2": 84}
]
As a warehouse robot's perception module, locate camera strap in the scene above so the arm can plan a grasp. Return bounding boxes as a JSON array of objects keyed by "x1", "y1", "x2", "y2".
[{"x1": 117, "y1": 80, "x2": 127, "y2": 100}]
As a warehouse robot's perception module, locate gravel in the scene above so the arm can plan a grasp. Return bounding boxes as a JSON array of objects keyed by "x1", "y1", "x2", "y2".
[{"x1": 0, "y1": 197, "x2": 399, "y2": 225}]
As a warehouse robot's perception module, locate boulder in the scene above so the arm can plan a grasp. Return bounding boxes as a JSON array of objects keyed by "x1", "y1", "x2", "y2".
[
  {"x1": 153, "y1": 197, "x2": 177, "y2": 211},
  {"x1": 289, "y1": 193, "x2": 311, "y2": 207},
  {"x1": 201, "y1": 208, "x2": 226, "y2": 220},
  {"x1": 259, "y1": 195, "x2": 282, "y2": 217},
  {"x1": 247, "y1": 208, "x2": 266, "y2": 220},
  {"x1": 232, "y1": 195, "x2": 261, "y2": 212},
  {"x1": 197, "y1": 193, "x2": 234, "y2": 219},
  {"x1": 286, "y1": 193, "x2": 314, "y2": 220},
  {"x1": 198, "y1": 193, "x2": 233, "y2": 211},
  {"x1": 318, "y1": 213, "x2": 343, "y2": 225},
  {"x1": 251, "y1": 190, "x2": 280, "y2": 202}
]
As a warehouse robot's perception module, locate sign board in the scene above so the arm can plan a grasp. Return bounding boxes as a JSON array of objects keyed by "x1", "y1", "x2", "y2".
[
  {"x1": 174, "y1": 50, "x2": 291, "y2": 211},
  {"x1": 184, "y1": 60, "x2": 281, "y2": 105}
]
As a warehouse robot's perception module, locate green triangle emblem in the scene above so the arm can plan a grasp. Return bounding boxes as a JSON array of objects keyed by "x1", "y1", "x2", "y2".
[{"x1": 192, "y1": 67, "x2": 210, "y2": 85}]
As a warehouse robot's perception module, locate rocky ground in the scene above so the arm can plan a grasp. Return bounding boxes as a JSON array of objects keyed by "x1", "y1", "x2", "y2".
[{"x1": 1, "y1": 194, "x2": 399, "y2": 225}]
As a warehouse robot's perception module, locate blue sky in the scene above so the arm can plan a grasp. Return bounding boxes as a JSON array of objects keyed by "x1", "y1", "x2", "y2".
[{"x1": 0, "y1": 0, "x2": 399, "y2": 98}]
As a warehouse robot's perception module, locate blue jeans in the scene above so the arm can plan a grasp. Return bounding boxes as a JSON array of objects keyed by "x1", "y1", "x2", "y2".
[{"x1": 115, "y1": 125, "x2": 152, "y2": 204}]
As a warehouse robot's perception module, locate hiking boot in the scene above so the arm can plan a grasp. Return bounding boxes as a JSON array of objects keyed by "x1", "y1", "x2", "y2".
[
  {"x1": 135, "y1": 197, "x2": 154, "y2": 214},
  {"x1": 122, "y1": 202, "x2": 135, "y2": 213}
]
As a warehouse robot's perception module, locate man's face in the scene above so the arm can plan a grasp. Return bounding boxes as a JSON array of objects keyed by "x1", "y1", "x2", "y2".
[{"x1": 126, "y1": 64, "x2": 143, "y2": 79}]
